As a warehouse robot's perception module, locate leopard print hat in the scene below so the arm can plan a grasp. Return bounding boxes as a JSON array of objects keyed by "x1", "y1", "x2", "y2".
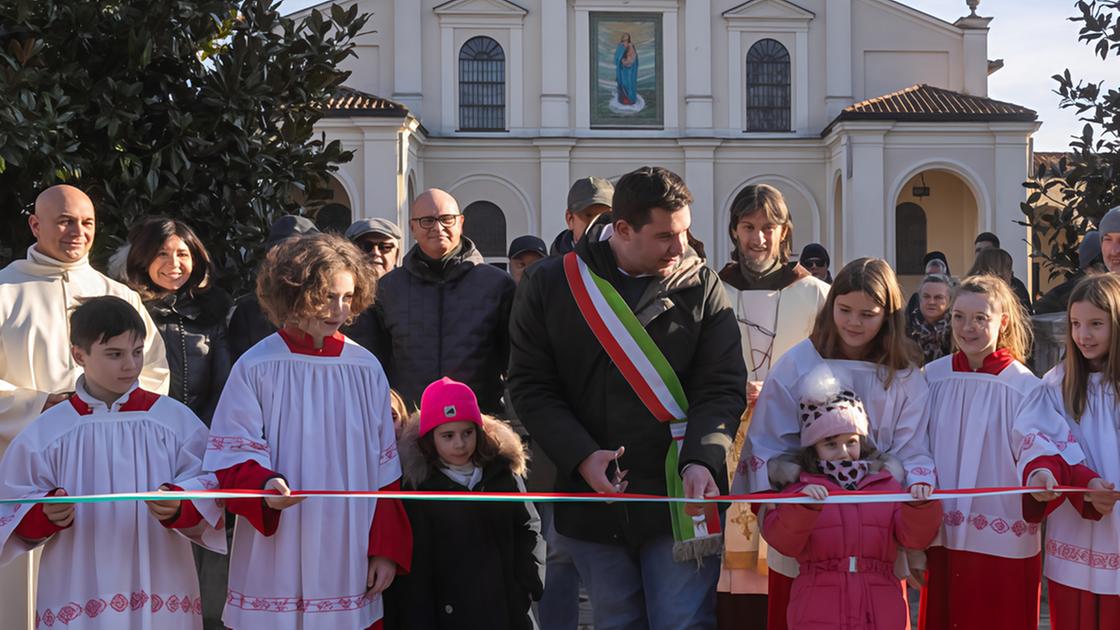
[{"x1": 797, "y1": 364, "x2": 870, "y2": 447}]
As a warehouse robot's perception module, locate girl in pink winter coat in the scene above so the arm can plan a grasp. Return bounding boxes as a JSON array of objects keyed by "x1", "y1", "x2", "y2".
[{"x1": 761, "y1": 367, "x2": 941, "y2": 629}]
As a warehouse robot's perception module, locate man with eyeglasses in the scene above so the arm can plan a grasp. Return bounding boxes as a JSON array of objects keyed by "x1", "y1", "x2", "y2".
[
  {"x1": 345, "y1": 218, "x2": 402, "y2": 278},
  {"x1": 716, "y1": 184, "x2": 828, "y2": 628},
  {"x1": 373, "y1": 188, "x2": 516, "y2": 414}
]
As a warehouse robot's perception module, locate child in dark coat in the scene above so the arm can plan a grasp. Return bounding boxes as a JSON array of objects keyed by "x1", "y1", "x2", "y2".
[{"x1": 397, "y1": 377, "x2": 545, "y2": 630}]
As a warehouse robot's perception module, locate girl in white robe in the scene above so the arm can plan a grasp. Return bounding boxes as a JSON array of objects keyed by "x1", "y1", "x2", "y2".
[
  {"x1": 731, "y1": 258, "x2": 933, "y2": 630},
  {"x1": 1014, "y1": 274, "x2": 1120, "y2": 630},
  {"x1": 921, "y1": 274, "x2": 1042, "y2": 630},
  {"x1": 0, "y1": 295, "x2": 223, "y2": 630},
  {"x1": 203, "y1": 234, "x2": 411, "y2": 630}
]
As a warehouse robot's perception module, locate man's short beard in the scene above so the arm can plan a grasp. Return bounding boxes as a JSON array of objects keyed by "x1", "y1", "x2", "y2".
[{"x1": 740, "y1": 250, "x2": 780, "y2": 274}]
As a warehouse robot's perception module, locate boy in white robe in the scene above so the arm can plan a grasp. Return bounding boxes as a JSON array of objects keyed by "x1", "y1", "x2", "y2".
[
  {"x1": 0, "y1": 296, "x2": 225, "y2": 630},
  {"x1": 203, "y1": 234, "x2": 411, "y2": 630}
]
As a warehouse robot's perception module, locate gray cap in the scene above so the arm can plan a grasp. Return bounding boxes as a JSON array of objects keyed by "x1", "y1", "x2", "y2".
[
  {"x1": 1078, "y1": 231, "x2": 1102, "y2": 271},
  {"x1": 567, "y1": 176, "x2": 614, "y2": 214},
  {"x1": 1099, "y1": 206, "x2": 1120, "y2": 235},
  {"x1": 265, "y1": 214, "x2": 319, "y2": 249},
  {"x1": 345, "y1": 218, "x2": 403, "y2": 242}
]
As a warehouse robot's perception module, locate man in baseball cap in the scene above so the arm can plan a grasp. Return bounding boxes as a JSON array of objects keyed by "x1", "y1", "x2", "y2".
[
  {"x1": 550, "y1": 176, "x2": 614, "y2": 255},
  {"x1": 345, "y1": 218, "x2": 403, "y2": 278},
  {"x1": 507, "y1": 235, "x2": 548, "y2": 285}
]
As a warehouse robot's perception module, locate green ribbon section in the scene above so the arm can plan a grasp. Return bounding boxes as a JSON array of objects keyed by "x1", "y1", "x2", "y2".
[{"x1": 588, "y1": 269, "x2": 689, "y2": 415}]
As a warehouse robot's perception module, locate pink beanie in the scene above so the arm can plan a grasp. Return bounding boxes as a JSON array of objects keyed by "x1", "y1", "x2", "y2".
[
  {"x1": 419, "y1": 377, "x2": 483, "y2": 436},
  {"x1": 797, "y1": 365, "x2": 870, "y2": 447}
]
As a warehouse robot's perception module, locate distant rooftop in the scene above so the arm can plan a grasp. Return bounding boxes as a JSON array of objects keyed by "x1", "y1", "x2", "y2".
[
  {"x1": 823, "y1": 83, "x2": 1037, "y2": 135},
  {"x1": 324, "y1": 87, "x2": 410, "y2": 118}
]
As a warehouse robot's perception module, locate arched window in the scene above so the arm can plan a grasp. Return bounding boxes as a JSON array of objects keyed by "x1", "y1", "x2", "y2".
[
  {"x1": 463, "y1": 201, "x2": 508, "y2": 268},
  {"x1": 459, "y1": 36, "x2": 506, "y2": 131},
  {"x1": 896, "y1": 202, "x2": 928, "y2": 275},
  {"x1": 746, "y1": 39, "x2": 791, "y2": 132}
]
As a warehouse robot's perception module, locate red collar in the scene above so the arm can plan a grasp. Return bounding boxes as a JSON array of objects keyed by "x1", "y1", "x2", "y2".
[
  {"x1": 279, "y1": 327, "x2": 346, "y2": 357},
  {"x1": 951, "y1": 348, "x2": 1015, "y2": 375},
  {"x1": 69, "y1": 387, "x2": 160, "y2": 415}
]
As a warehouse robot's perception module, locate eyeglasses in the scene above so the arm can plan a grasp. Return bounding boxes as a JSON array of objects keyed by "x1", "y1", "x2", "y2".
[
  {"x1": 410, "y1": 214, "x2": 461, "y2": 230},
  {"x1": 802, "y1": 258, "x2": 826, "y2": 269},
  {"x1": 358, "y1": 240, "x2": 397, "y2": 254}
]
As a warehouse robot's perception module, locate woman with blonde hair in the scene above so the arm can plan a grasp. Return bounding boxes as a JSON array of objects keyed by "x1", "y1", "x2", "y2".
[{"x1": 921, "y1": 274, "x2": 1042, "y2": 630}]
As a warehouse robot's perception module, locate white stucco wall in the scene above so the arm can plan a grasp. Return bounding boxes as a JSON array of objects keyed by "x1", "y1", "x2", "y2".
[{"x1": 306, "y1": 0, "x2": 1039, "y2": 284}]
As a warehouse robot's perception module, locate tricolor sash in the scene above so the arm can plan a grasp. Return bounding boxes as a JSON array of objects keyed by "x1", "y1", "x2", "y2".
[{"x1": 563, "y1": 252, "x2": 723, "y2": 561}]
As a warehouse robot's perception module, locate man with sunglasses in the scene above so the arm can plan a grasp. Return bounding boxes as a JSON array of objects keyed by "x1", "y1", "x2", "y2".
[
  {"x1": 345, "y1": 218, "x2": 402, "y2": 278},
  {"x1": 373, "y1": 188, "x2": 515, "y2": 414}
]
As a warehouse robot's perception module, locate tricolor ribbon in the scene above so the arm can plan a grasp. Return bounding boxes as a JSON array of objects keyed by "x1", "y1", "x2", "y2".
[{"x1": 0, "y1": 486, "x2": 1101, "y2": 505}]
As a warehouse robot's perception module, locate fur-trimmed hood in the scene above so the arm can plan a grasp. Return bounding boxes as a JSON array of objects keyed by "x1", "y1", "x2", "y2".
[
  {"x1": 767, "y1": 452, "x2": 906, "y2": 489},
  {"x1": 398, "y1": 413, "x2": 529, "y2": 487}
]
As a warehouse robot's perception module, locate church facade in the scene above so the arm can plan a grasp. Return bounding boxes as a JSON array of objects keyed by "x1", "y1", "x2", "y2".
[{"x1": 302, "y1": 0, "x2": 1040, "y2": 287}]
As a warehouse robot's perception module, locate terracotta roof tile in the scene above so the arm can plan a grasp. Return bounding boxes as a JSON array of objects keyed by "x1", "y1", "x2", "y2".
[
  {"x1": 822, "y1": 84, "x2": 1036, "y2": 135},
  {"x1": 1032, "y1": 152, "x2": 1073, "y2": 177},
  {"x1": 324, "y1": 87, "x2": 409, "y2": 118}
]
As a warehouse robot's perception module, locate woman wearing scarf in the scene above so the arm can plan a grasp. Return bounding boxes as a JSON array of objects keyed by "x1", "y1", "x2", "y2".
[{"x1": 906, "y1": 273, "x2": 954, "y2": 364}]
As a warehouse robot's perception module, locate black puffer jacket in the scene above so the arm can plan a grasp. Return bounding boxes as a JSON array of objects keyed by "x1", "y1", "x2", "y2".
[
  {"x1": 374, "y1": 238, "x2": 515, "y2": 413},
  {"x1": 227, "y1": 293, "x2": 275, "y2": 363},
  {"x1": 394, "y1": 416, "x2": 544, "y2": 630},
  {"x1": 508, "y1": 236, "x2": 746, "y2": 546},
  {"x1": 144, "y1": 288, "x2": 233, "y2": 423}
]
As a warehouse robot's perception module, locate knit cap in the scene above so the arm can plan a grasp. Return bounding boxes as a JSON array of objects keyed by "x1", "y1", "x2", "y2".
[
  {"x1": 797, "y1": 364, "x2": 870, "y2": 448},
  {"x1": 1078, "y1": 231, "x2": 1102, "y2": 271},
  {"x1": 419, "y1": 377, "x2": 483, "y2": 436},
  {"x1": 1099, "y1": 206, "x2": 1120, "y2": 235}
]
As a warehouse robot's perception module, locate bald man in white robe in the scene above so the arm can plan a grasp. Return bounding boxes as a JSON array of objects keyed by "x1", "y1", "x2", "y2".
[{"x1": 0, "y1": 185, "x2": 169, "y2": 630}]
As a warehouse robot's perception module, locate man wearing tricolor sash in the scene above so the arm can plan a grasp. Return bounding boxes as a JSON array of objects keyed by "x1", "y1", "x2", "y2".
[{"x1": 509, "y1": 166, "x2": 746, "y2": 629}]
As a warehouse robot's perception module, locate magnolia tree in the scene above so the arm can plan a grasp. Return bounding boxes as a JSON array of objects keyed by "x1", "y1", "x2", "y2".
[
  {"x1": 0, "y1": 0, "x2": 369, "y2": 295},
  {"x1": 1020, "y1": 0, "x2": 1120, "y2": 280}
]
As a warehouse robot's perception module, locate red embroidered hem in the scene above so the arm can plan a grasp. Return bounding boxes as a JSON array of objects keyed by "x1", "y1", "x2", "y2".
[
  {"x1": 226, "y1": 589, "x2": 372, "y2": 613},
  {"x1": 37, "y1": 591, "x2": 201, "y2": 627}
]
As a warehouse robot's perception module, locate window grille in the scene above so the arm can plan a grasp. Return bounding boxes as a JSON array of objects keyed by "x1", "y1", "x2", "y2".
[
  {"x1": 746, "y1": 38, "x2": 791, "y2": 132},
  {"x1": 459, "y1": 37, "x2": 506, "y2": 131}
]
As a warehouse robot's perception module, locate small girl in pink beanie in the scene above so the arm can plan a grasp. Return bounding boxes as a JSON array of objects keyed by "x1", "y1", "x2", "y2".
[
  {"x1": 761, "y1": 366, "x2": 942, "y2": 629},
  {"x1": 395, "y1": 377, "x2": 544, "y2": 630}
]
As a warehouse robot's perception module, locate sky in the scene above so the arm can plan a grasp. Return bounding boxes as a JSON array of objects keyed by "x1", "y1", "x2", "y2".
[{"x1": 278, "y1": 0, "x2": 1118, "y2": 150}]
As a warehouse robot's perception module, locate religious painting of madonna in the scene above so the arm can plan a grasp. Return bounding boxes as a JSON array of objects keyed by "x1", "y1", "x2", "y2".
[{"x1": 590, "y1": 12, "x2": 663, "y2": 128}]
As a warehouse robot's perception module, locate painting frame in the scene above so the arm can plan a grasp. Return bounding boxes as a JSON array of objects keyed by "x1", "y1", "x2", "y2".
[{"x1": 589, "y1": 12, "x2": 664, "y2": 129}]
